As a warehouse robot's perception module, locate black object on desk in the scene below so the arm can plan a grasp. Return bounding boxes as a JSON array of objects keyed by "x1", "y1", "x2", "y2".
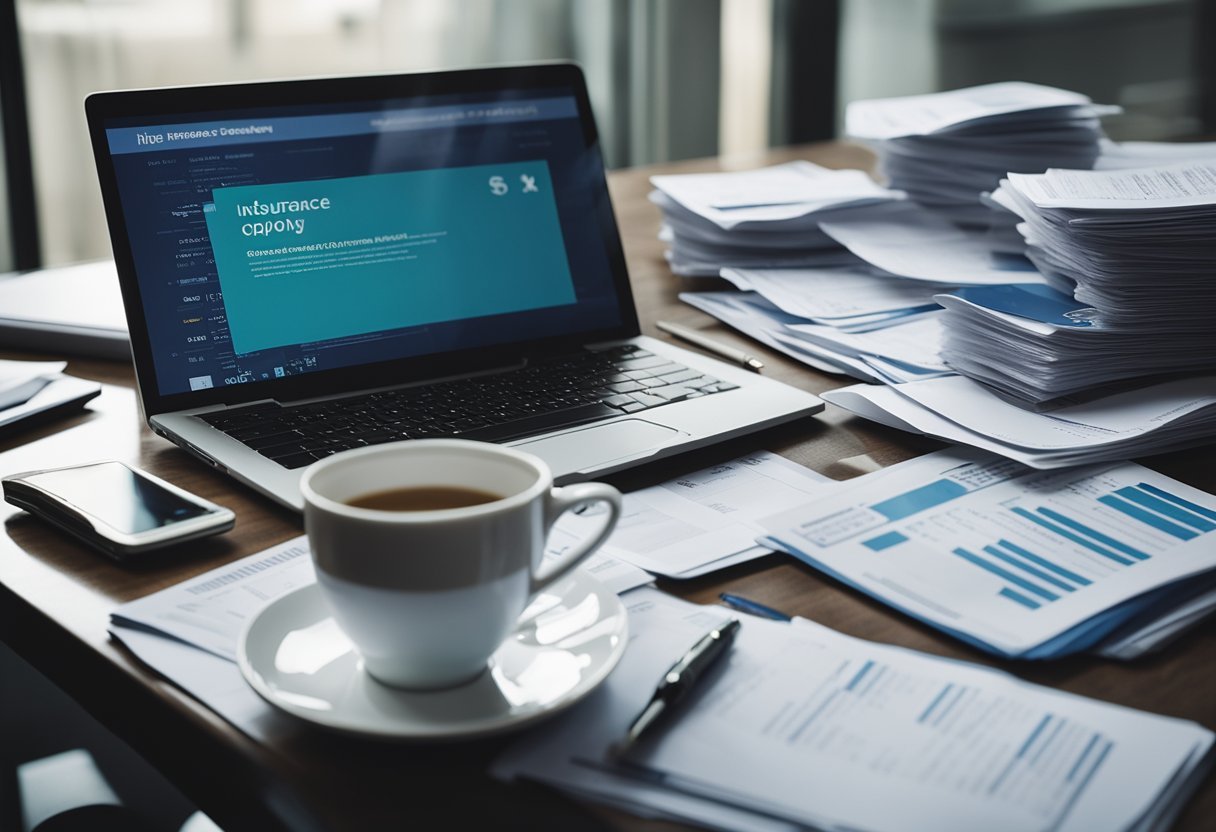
[{"x1": 612, "y1": 617, "x2": 742, "y2": 758}]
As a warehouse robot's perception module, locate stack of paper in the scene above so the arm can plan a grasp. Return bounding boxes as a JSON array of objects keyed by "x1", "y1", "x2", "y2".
[
  {"x1": 822, "y1": 374, "x2": 1216, "y2": 469},
  {"x1": 495, "y1": 588, "x2": 1214, "y2": 831},
  {"x1": 671, "y1": 202, "x2": 1061, "y2": 384},
  {"x1": 720, "y1": 266, "x2": 942, "y2": 329},
  {"x1": 993, "y1": 161, "x2": 1216, "y2": 337},
  {"x1": 681, "y1": 288, "x2": 950, "y2": 384},
  {"x1": 688, "y1": 276, "x2": 1216, "y2": 465},
  {"x1": 935, "y1": 283, "x2": 1216, "y2": 405},
  {"x1": 760, "y1": 447, "x2": 1216, "y2": 660},
  {"x1": 848, "y1": 82, "x2": 1113, "y2": 226},
  {"x1": 815, "y1": 206, "x2": 1046, "y2": 283},
  {"x1": 648, "y1": 161, "x2": 905, "y2": 275}
]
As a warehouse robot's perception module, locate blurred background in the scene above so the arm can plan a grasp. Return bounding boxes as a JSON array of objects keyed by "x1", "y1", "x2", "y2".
[{"x1": 2, "y1": 0, "x2": 1213, "y2": 271}]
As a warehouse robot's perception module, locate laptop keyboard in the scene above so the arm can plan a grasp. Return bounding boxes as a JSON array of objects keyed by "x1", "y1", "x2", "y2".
[{"x1": 198, "y1": 345, "x2": 738, "y2": 469}]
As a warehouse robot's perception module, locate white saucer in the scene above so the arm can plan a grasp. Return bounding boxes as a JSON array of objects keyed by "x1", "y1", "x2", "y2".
[{"x1": 236, "y1": 568, "x2": 628, "y2": 741}]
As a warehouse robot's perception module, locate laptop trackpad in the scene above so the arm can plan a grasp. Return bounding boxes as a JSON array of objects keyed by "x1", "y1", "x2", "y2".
[{"x1": 514, "y1": 419, "x2": 680, "y2": 473}]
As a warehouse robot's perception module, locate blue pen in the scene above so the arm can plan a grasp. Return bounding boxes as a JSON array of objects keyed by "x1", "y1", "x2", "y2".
[{"x1": 719, "y1": 593, "x2": 792, "y2": 622}]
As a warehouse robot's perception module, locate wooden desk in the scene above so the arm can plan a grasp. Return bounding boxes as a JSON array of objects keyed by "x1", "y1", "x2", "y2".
[{"x1": 1, "y1": 143, "x2": 1213, "y2": 831}]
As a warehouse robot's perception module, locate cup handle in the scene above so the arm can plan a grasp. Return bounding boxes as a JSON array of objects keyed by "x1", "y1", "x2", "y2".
[{"x1": 531, "y1": 481, "x2": 623, "y2": 594}]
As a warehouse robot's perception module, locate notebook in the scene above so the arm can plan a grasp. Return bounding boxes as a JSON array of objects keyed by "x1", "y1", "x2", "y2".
[
  {"x1": 0, "y1": 260, "x2": 129, "y2": 359},
  {"x1": 85, "y1": 63, "x2": 822, "y2": 511}
]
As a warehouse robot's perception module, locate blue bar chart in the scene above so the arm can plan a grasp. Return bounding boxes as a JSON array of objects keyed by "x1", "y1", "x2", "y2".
[
  {"x1": 765, "y1": 448, "x2": 1216, "y2": 656},
  {"x1": 942, "y1": 481, "x2": 1215, "y2": 612},
  {"x1": 821, "y1": 471, "x2": 1216, "y2": 617}
]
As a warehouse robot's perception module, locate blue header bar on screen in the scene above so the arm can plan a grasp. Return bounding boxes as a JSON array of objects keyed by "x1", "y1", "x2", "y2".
[{"x1": 106, "y1": 97, "x2": 579, "y2": 154}]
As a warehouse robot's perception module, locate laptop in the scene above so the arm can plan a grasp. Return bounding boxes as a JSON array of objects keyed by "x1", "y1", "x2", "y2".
[{"x1": 85, "y1": 63, "x2": 823, "y2": 511}]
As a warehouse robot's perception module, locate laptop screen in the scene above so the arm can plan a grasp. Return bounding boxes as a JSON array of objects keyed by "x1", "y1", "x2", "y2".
[{"x1": 91, "y1": 68, "x2": 634, "y2": 407}]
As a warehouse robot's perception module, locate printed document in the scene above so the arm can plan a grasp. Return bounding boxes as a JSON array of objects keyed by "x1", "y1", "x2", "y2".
[
  {"x1": 760, "y1": 447, "x2": 1216, "y2": 657},
  {"x1": 823, "y1": 376, "x2": 1216, "y2": 468},
  {"x1": 892, "y1": 375, "x2": 1216, "y2": 451},
  {"x1": 680, "y1": 288, "x2": 948, "y2": 386},
  {"x1": 721, "y1": 267, "x2": 940, "y2": 322},
  {"x1": 596, "y1": 451, "x2": 832, "y2": 578},
  {"x1": 785, "y1": 313, "x2": 949, "y2": 375},
  {"x1": 846, "y1": 81, "x2": 1093, "y2": 140},
  {"x1": 1007, "y1": 162, "x2": 1216, "y2": 209},
  {"x1": 649, "y1": 161, "x2": 900, "y2": 229},
  {"x1": 680, "y1": 291, "x2": 880, "y2": 379},
  {"x1": 819, "y1": 211, "x2": 1046, "y2": 286},
  {"x1": 113, "y1": 534, "x2": 651, "y2": 660},
  {"x1": 495, "y1": 589, "x2": 1213, "y2": 831},
  {"x1": 106, "y1": 534, "x2": 653, "y2": 756}
]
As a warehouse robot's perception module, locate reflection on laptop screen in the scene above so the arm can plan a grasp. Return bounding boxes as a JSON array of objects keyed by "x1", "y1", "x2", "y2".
[{"x1": 103, "y1": 90, "x2": 625, "y2": 397}]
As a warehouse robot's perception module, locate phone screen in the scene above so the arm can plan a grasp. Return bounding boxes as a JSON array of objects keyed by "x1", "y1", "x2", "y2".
[{"x1": 27, "y1": 463, "x2": 211, "y2": 534}]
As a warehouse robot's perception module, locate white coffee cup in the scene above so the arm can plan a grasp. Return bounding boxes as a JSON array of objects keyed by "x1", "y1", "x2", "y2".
[{"x1": 299, "y1": 439, "x2": 622, "y2": 690}]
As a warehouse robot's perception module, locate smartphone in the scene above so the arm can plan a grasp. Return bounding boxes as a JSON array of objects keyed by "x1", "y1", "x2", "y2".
[{"x1": 2, "y1": 461, "x2": 235, "y2": 561}]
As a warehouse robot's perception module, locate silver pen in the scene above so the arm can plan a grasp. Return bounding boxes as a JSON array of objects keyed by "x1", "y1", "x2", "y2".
[
  {"x1": 656, "y1": 320, "x2": 764, "y2": 372},
  {"x1": 611, "y1": 617, "x2": 742, "y2": 759}
]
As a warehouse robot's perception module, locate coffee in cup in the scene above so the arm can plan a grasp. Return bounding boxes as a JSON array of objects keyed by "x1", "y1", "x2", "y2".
[{"x1": 344, "y1": 485, "x2": 503, "y2": 512}]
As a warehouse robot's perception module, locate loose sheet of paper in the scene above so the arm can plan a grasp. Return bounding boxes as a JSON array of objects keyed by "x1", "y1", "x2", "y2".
[
  {"x1": 495, "y1": 589, "x2": 1212, "y2": 832},
  {"x1": 785, "y1": 313, "x2": 949, "y2": 374},
  {"x1": 823, "y1": 375, "x2": 1216, "y2": 468},
  {"x1": 846, "y1": 81, "x2": 1093, "y2": 140},
  {"x1": 595, "y1": 452, "x2": 832, "y2": 578},
  {"x1": 722, "y1": 267, "x2": 941, "y2": 321},
  {"x1": 680, "y1": 291, "x2": 883, "y2": 381},
  {"x1": 890, "y1": 375, "x2": 1216, "y2": 451},
  {"x1": 112, "y1": 538, "x2": 316, "y2": 660},
  {"x1": 650, "y1": 161, "x2": 900, "y2": 229},
  {"x1": 760, "y1": 447, "x2": 1216, "y2": 657},
  {"x1": 819, "y1": 211, "x2": 1046, "y2": 286},
  {"x1": 1007, "y1": 162, "x2": 1216, "y2": 209},
  {"x1": 113, "y1": 533, "x2": 652, "y2": 660}
]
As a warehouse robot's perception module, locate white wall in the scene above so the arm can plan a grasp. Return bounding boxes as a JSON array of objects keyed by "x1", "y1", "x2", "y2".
[{"x1": 838, "y1": 0, "x2": 939, "y2": 128}]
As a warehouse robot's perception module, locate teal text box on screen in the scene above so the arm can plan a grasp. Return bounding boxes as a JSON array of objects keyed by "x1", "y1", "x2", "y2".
[{"x1": 204, "y1": 161, "x2": 576, "y2": 355}]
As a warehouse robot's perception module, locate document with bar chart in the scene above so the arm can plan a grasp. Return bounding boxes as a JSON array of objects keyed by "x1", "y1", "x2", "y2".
[
  {"x1": 760, "y1": 446, "x2": 1216, "y2": 658},
  {"x1": 498, "y1": 589, "x2": 1214, "y2": 831}
]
